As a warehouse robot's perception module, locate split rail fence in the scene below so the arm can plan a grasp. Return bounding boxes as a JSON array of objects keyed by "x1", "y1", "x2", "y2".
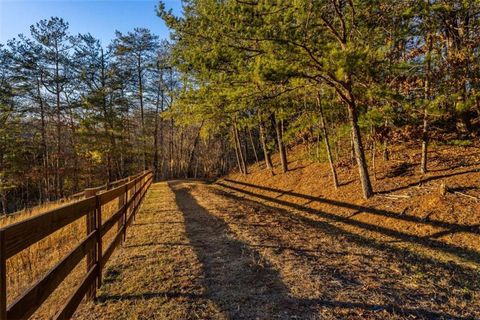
[{"x1": 0, "y1": 170, "x2": 153, "y2": 319}]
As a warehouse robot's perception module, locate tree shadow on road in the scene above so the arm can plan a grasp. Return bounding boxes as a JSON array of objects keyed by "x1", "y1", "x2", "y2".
[
  {"x1": 215, "y1": 184, "x2": 479, "y2": 319},
  {"x1": 220, "y1": 179, "x2": 480, "y2": 265},
  {"x1": 169, "y1": 181, "x2": 478, "y2": 319},
  {"x1": 168, "y1": 181, "x2": 310, "y2": 319}
]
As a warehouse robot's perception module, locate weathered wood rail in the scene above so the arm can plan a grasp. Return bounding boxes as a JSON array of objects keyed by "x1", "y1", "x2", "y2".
[{"x1": 0, "y1": 170, "x2": 153, "y2": 319}]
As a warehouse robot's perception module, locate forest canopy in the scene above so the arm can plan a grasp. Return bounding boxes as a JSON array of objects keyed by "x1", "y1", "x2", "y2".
[
  {"x1": 0, "y1": 17, "x2": 223, "y2": 213},
  {"x1": 157, "y1": 0, "x2": 480, "y2": 198}
]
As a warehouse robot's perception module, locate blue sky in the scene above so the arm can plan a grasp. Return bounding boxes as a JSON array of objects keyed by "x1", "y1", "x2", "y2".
[{"x1": 0, "y1": 0, "x2": 182, "y2": 45}]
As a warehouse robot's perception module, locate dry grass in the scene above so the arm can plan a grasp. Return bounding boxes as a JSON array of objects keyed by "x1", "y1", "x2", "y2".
[
  {"x1": 2, "y1": 191, "x2": 125, "y2": 319},
  {"x1": 0, "y1": 198, "x2": 76, "y2": 229},
  {"x1": 74, "y1": 182, "x2": 223, "y2": 319},
  {"x1": 225, "y1": 143, "x2": 480, "y2": 269},
  {"x1": 72, "y1": 144, "x2": 479, "y2": 319}
]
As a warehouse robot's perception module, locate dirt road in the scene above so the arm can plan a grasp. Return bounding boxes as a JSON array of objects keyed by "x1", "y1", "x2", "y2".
[{"x1": 74, "y1": 181, "x2": 479, "y2": 320}]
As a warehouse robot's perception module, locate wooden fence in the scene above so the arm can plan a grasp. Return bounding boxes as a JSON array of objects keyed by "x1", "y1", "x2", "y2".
[{"x1": 0, "y1": 170, "x2": 153, "y2": 319}]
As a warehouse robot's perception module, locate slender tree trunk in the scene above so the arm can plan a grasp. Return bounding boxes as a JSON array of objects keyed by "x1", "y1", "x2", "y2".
[
  {"x1": 68, "y1": 112, "x2": 79, "y2": 192},
  {"x1": 0, "y1": 192, "x2": 6, "y2": 216},
  {"x1": 186, "y1": 121, "x2": 204, "y2": 177},
  {"x1": 323, "y1": 6, "x2": 371, "y2": 198},
  {"x1": 348, "y1": 106, "x2": 373, "y2": 198},
  {"x1": 170, "y1": 119, "x2": 174, "y2": 179},
  {"x1": 383, "y1": 139, "x2": 389, "y2": 161},
  {"x1": 371, "y1": 138, "x2": 377, "y2": 181},
  {"x1": 317, "y1": 92, "x2": 339, "y2": 189},
  {"x1": 63, "y1": 91, "x2": 79, "y2": 193},
  {"x1": 194, "y1": 157, "x2": 199, "y2": 179},
  {"x1": 383, "y1": 120, "x2": 389, "y2": 161},
  {"x1": 421, "y1": 107, "x2": 429, "y2": 174},
  {"x1": 153, "y1": 71, "x2": 162, "y2": 181},
  {"x1": 37, "y1": 78, "x2": 49, "y2": 202},
  {"x1": 99, "y1": 48, "x2": 115, "y2": 183},
  {"x1": 137, "y1": 56, "x2": 147, "y2": 170},
  {"x1": 259, "y1": 118, "x2": 273, "y2": 171},
  {"x1": 153, "y1": 108, "x2": 160, "y2": 180},
  {"x1": 234, "y1": 122, "x2": 247, "y2": 174},
  {"x1": 159, "y1": 90, "x2": 165, "y2": 179},
  {"x1": 271, "y1": 113, "x2": 288, "y2": 173},
  {"x1": 242, "y1": 128, "x2": 249, "y2": 165},
  {"x1": 248, "y1": 128, "x2": 259, "y2": 165},
  {"x1": 345, "y1": 84, "x2": 373, "y2": 199},
  {"x1": 350, "y1": 130, "x2": 355, "y2": 165},
  {"x1": 55, "y1": 46, "x2": 62, "y2": 199},
  {"x1": 421, "y1": 5, "x2": 433, "y2": 175},
  {"x1": 316, "y1": 131, "x2": 321, "y2": 160},
  {"x1": 178, "y1": 129, "x2": 184, "y2": 177},
  {"x1": 232, "y1": 127, "x2": 243, "y2": 174},
  {"x1": 382, "y1": 118, "x2": 390, "y2": 161}
]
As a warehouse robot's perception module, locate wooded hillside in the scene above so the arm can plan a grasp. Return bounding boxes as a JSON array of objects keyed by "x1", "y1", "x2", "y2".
[{"x1": 157, "y1": 0, "x2": 480, "y2": 199}]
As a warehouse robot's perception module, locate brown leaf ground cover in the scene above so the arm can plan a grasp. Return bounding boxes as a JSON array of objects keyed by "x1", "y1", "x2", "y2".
[{"x1": 74, "y1": 145, "x2": 480, "y2": 319}]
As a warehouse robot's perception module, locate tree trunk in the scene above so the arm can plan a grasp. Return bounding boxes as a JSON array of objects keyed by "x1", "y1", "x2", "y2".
[
  {"x1": 178, "y1": 129, "x2": 184, "y2": 177},
  {"x1": 186, "y1": 121, "x2": 204, "y2": 177},
  {"x1": 170, "y1": 119, "x2": 174, "y2": 179},
  {"x1": 232, "y1": 127, "x2": 243, "y2": 174},
  {"x1": 55, "y1": 46, "x2": 62, "y2": 199},
  {"x1": 194, "y1": 156, "x2": 199, "y2": 179},
  {"x1": 248, "y1": 128, "x2": 259, "y2": 165},
  {"x1": 350, "y1": 130, "x2": 355, "y2": 165},
  {"x1": 317, "y1": 92, "x2": 339, "y2": 189},
  {"x1": 372, "y1": 140, "x2": 377, "y2": 181},
  {"x1": 242, "y1": 128, "x2": 249, "y2": 165},
  {"x1": 0, "y1": 192, "x2": 6, "y2": 216},
  {"x1": 137, "y1": 56, "x2": 147, "y2": 170},
  {"x1": 259, "y1": 118, "x2": 273, "y2": 171},
  {"x1": 37, "y1": 78, "x2": 50, "y2": 202},
  {"x1": 383, "y1": 139, "x2": 389, "y2": 161},
  {"x1": 153, "y1": 72, "x2": 162, "y2": 181},
  {"x1": 383, "y1": 119, "x2": 389, "y2": 161},
  {"x1": 271, "y1": 113, "x2": 288, "y2": 173},
  {"x1": 234, "y1": 122, "x2": 247, "y2": 174},
  {"x1": 421, "y1": 9, "x2": 433, "y2": 175},
  {"x1": 346, "y1": 95, "x2": 373, "y2": 199},
  {"x1": 153, "y1": 108, "x2": 160, "y2": 181},
  {"x1": 421, "y1": 107, "x2": 429, "y2": 175},
  {"x1": 159, "y1": 90, "x2": 165, "y2": 179}
]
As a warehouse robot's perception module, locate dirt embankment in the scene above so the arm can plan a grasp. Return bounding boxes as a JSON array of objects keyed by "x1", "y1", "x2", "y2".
[{"x1": 224, "y1": 143, "x2": 480, "y2": 268}]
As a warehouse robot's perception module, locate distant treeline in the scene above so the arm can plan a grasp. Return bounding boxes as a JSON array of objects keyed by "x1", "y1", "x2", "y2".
[{"x1": 0, "y1": 17, "x2": 228, "y2": 214}]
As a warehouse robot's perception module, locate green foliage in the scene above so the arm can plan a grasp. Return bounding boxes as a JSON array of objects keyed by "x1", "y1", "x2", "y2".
[{"x1": 440, "y1": 139, "x2": 474, "y2": 147}]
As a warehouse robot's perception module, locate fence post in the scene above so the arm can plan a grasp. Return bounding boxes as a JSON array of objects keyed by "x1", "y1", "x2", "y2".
[
  {"x1": 127, "y1": 176, "x2": 132, "y2": 217},
  {"x1": 0, "y1": 229, "x2": 7, "y2": 320},
  {"x1": 96, "y1": 197, "x2": 102, "y2": 289},
  {"x1": 134, "y1": 176, "x2": 142, "y2": 221},
  {"x1": 84, "y1": 188, "x2": 98, "y2": 300},
  {"x1": 117, "y1": 183, "x2": 125, "y2": 235},
  {"x1": 133, "y1": 178, "x2": 137, "y2": 217},
  {"x1": 123, "y1": 180, "x2": 130, "y2": 242}
]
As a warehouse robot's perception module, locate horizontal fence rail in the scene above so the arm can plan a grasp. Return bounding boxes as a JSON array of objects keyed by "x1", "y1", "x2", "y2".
[
  {"x1": 1, "y1": 174, "x2": 141, "y2": 220},
  {"x1": 0, "y1": 170, "x2": 153, "y2": 320}
]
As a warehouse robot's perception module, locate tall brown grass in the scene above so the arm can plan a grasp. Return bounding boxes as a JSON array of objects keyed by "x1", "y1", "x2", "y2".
[{"x1": 2, "y1": 190, "x2": 124, "y2": 319}]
